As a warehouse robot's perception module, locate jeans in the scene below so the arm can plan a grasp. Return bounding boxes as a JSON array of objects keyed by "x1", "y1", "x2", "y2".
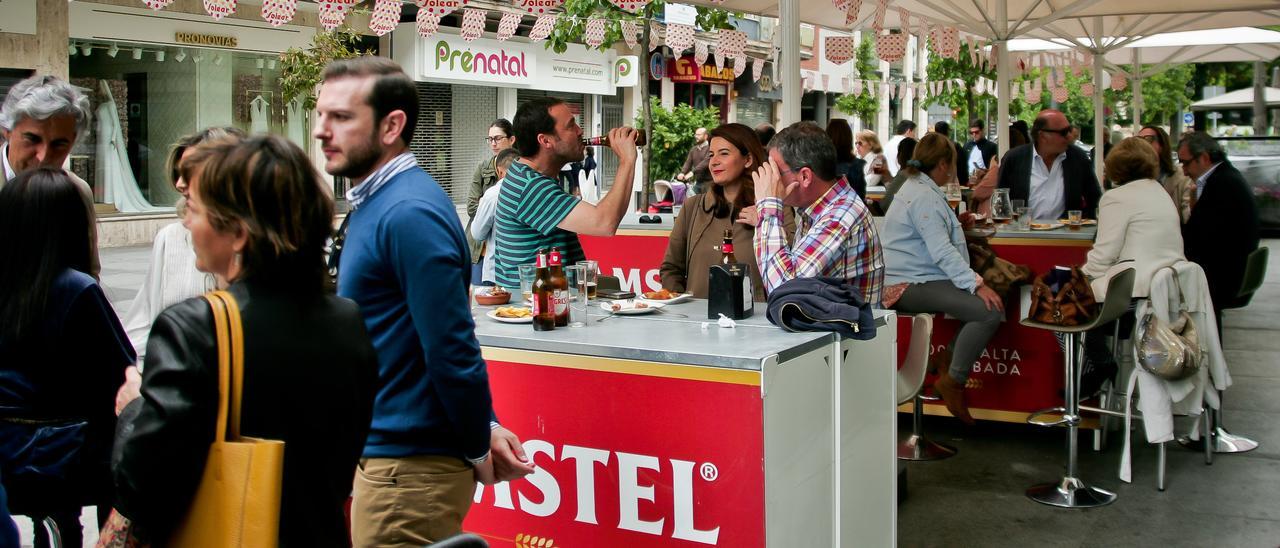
[{"x1": 892, "y1": 280, "x2": 1004, "y2": 382}]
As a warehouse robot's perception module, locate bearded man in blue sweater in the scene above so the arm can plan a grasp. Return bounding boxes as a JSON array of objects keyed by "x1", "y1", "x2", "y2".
[{"x1": 316, "y1": 57, "x2": 533, "y2": 546}]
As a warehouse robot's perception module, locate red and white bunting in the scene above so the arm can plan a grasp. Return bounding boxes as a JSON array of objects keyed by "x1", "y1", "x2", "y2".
[
  {"x1": 260, "y1": 0, "x2": 296, "y2": 26},
  {"x1": 203, "y1": 0, "x2": 236, "y2": 20},
  {"x1": 931, "y1": 26, "x2": 960, "y2": 59},
  {"x1": 872, "y1": 0, "x2": 888, "y2": 33},
  {"x1": 1052, "y1": 86, "x2": 1068, "y2": 103},
  {"x1": 649, "y1": 21, "x2": 662, "y2": 52},
  {"x1": 897, "y1": 7, "x2": 910, "y2": 33},
  {"x1": 585, "y1": 18, "x2": 607, "y2": 48},
  {"x1": 143, "y1": 0, "x2": 174, "y2": 10},
  {"x1": 842, "y1": 77, "x2": 851, "y2": 93},
  {"x1": 732, "y1": 56, "x2": 747, "y2": 78},
  {"x1": 719, "y1": 30, "x2": 747, "y2": 59},
  {"x1": 368, "y1": 0, "x2": 400, "y2": 35},
  {"x1": 529, "y1": 14, "x2": 556, "y2": 40},
  {"x1": 714, "y1": 50, "x2": 727, "y2": 70},
  {"x1": 461, "y1": 8, "x2": 486, "y2": 41},
  {"x1": 825, "y1": 36, "x2": 855, "y2": 65},
  {"x1": 608, "y1": 0, "x2": 648, "y2": 14},
  {"x1": 621, "y1": 20, "x2": 640, "y2": 49},
  {"x1": 694, "y1": 40, "x2": 709, "y2": 66},
  {"x1": 752, "y1": 58, "x2": 765, "y2": 82},
  {"x1": 822, "y1": 74, "x2": 831, "y2": 90},
  {"x1": 496, "y1": 12, "x2": 521, "y2": 41},
  {"x1": 417, "y1": 0, "x2": 462, "y2": 18},
  {"x1": 415, "y1": 9, "x2": 441, "y2": 37},
  {"x1": 966, "y1": 36, "x2": 977, "y2": 66},
  {"x1": 666, "y1": 23, "x2": 694, "y2": 53},
  {"x1": 844, "y1": 0, "x2": 863, "y2": 26},
  {"x1": 1028, "y1": 80, "x2": 1042, "y2": 103},
  {"x1": 517, "y1": 0, "x2": 561, "y2": 14},
  {"x1": 875, "y1": 32, "x2": 907, "y2": 62},
  {"x1": 1110, "y1": 71, "x2": 1128, "y2": 91},
  {"x1": 318, "y1": 2, "x2": 348, "y2": 30},
  {"x1": 803, "y1": 74, "x2": 813, "y2": 91},
  {"x1": 852, "y1": 79, "x2": 863, "y2": 95},
  {"x1": 1080, "y1": 82, "x2": 1095, "y2": 97}
]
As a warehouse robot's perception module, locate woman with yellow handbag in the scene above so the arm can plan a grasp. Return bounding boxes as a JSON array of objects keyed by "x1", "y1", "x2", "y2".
[{"x1": 105, "y1": 136, "x2": 379, "y2": 547}]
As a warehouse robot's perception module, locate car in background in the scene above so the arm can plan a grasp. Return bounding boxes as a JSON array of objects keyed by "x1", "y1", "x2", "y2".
[{"x1": 1221, "y1": 137, "x2": 1280, "y2": 237}]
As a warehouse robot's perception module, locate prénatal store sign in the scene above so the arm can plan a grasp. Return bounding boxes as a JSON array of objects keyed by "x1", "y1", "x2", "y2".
[{"x1": 416, "y1": 32, "x2": 617, "y2": 95}]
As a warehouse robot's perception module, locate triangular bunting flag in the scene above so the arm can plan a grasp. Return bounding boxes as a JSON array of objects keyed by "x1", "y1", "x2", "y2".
[
  {"x1": 694, "y1": 40, "x2": 709, "y2": 66},
  {"x1": 461, "y1": 8, "x2": 486, "y2": 41},
  {"x1": 261, "y1": 0, "x2": 297, "y2": 26},
  {"x1": 666, "y1": 23, "x2": 695, "y2": 53},
  {"x1": 585, "y1": 18, "x2": 607, "y2": 48},
  {"x1": 825, "y1": 36, "x2": 855, "y2": 64},
  {"x1": 529, "y1": 14, "x2": 556, "y2": 41},
  {"x1": 621, "y1": 20, "x2": 640, "y2": 49},
  {"x1": 732, "y1": 56, "x2": 747, "y2": 78},
  {"x1": 368, "y1": 0, "x2": 400, "y2": 35},
  {"x1": 496, "y1": 11, "x2": 521, "y2": 41},
  {"x1": 204, "y1": 0, "x2": 236, "y2": 20},
  {"x1": 752, "y1": 58, "x2": 764, "y2": 82}
]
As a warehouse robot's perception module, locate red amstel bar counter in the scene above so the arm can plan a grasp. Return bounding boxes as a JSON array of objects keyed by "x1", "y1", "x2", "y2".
[
  {"x1": 579, "y1": 214, "x2": 674, "y2": 293},
  {"x1": 902, "y1": 224, "x2": 1096, "y2": 422},
  {"x1": 462, "y1": 299, "x2": 898, "y2": 547}
]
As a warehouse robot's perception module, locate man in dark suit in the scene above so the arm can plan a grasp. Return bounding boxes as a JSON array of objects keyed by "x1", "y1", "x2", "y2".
[
  {"x1": 996, "y1": 109, "x2": 1102, "y2": 219},
  {"x1": 963, "y1": 118, "x2": 998, "y2": 184},
  {"x1": 1178, "y1": 131, "x2": 1260, "y2": 313}
]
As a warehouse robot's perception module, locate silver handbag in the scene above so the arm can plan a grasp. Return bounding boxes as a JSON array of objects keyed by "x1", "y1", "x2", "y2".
[{"x1": 1136, "y1": 267, "x2": 1203, "y2": 381}]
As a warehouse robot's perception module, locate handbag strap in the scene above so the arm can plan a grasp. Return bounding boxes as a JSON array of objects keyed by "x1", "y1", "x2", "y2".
[
  {"x1": 1165, "y1": 265, "x2": 1188, "y2": 312},
  {"x1": 202, "y1": 290, "x2": 245, "y2": 441}
]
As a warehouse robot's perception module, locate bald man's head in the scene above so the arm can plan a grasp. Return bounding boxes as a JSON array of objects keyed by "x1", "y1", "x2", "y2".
[{"x1": 1031, "y1": 109, "x2": 1072, "y2": 156}]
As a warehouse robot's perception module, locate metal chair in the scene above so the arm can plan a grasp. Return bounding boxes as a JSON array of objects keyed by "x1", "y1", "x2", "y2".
[
  {"x1": 896, "y1": 314, "x2": 956, "y2": 461},
  {"x1": 1180, "y1": 246, "x2": 1269, "y2": 455},
  {"x1": 1021, "y1": 268, "x2": 1135, "y2": 508}
]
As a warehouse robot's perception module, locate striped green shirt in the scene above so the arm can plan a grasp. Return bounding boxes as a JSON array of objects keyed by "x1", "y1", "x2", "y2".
[{"x1": 493, "y1": 161, "x2": 585, "y2": 288}]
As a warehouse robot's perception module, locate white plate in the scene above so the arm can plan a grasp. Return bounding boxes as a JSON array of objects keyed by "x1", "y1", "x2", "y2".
[
  {"x1": 1029, "y1": 222, "x2": 1064, "y2": 231},
  {"x1": 637, "y1": 292, "x2": 693, "y2": 305},
  {"x1": 486, "y1": 309, "x2": 533, "y2": 323},
  {"x1": 599, "y1": 300, "x2": 665, "y2": 315}
]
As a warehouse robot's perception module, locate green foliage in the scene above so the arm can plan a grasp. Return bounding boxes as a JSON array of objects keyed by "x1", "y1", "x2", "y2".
[
  {"x1": 279, "y1": 27, "x2": 369, "y2": 111},
  {"x1": 833, "y1": 35, "x2": 880, "y2": 125},
  {"x1": 922, "y1": 41, "x2": 995, "y2": 129},
  {"x1": 635, "y1": 98, "x2": 720, "y2": 180},
  {"x1": 545, "y1": 0, "x2": 736, "y2": 54}
]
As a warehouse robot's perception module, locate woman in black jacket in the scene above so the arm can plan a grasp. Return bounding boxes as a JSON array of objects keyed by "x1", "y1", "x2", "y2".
[{"x1": 111, "y1": 135, "x2": 379, "y2": 546}]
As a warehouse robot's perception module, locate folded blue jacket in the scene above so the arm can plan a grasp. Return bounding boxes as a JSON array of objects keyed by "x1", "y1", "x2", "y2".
[{"x1": 766, "y1": 276, "x2": 876, "y2": 340}]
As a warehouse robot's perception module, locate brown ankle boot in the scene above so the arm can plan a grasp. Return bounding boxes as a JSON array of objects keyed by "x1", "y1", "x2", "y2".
[{"x1": 934, "y1": 372, "x2": 975, "y2": 426}]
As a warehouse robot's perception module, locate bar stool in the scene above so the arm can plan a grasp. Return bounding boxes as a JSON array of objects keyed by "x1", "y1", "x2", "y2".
[
  {"x1": 896, "y1": 314, "x2": 956, "y2": 461},
  {"x1": 1179, "y1": 246, "x2": 1269, "y2": 454},
  {"x1": 1021, "y1": 268, "x2": 1135, "y2": 508}
]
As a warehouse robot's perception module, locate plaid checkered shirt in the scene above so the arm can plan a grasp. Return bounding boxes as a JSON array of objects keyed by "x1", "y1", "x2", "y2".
[{"x1": 754, "y1": 176, "x2": 885, "y2": 306}]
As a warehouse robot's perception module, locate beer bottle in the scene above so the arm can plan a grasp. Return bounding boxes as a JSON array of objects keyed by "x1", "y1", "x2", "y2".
[
  {"x1": 721, "y1": 229, "x2": 735, "y2": 265},
  {"x1": 548, "y1": 247, "x2": 570, "y2": 327},
  {"x1": 582, "y1": 130, "x2": 647, "y2": 147},
  {"x1": 532, "y1": 248, "x2": 556, "y2": 331}
]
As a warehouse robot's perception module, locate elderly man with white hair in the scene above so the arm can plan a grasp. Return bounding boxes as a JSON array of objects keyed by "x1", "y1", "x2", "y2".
[{"x1": 0, "y1": 74, "x2": 98, "y2": 278}]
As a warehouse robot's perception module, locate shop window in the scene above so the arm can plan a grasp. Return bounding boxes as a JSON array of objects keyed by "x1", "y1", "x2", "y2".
[
  {"x1": 68, "y1": 42, "x2": 302, "y2": 214},
  {"x1": 410, "y1": 82, "x2": 498, "y2": 205}
]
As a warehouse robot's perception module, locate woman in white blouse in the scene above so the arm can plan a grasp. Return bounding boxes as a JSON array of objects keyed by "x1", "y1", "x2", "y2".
[
  {"x1": 856, "y1": 130, "x2": 888, "y2": 186},
  {"x1": 115, "y1": 127, "x2": 244, "y2": 411}
]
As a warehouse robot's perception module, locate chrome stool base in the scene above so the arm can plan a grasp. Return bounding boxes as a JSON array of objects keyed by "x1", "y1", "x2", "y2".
[
  {"x1": 1178, "y1": 427, "x2": 1259, "y2": 454},
  {"x1": 1027, "y1": 476, "x2": 1117, "y2": 508},
  {"x1": 898, "y1": 434, "x2": 957, "y2": 461}
]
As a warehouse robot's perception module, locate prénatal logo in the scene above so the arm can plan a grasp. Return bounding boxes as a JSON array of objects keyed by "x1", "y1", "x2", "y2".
[
  {"x1": 615, "y1": 58, "x2": 633, "y2": 78},
  {"x1": 435, "y1": 40, "x2": 529, "y2": 78}
]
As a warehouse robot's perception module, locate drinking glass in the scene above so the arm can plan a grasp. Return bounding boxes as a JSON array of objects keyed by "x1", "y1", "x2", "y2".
[
  {"x1": 518, "y1": 264, "x2": 536, "y2": 303},
  {"x1": 1067, "y1": 209, "x2": 1083, "y2": 231},
  {"x1": 565, "y1": 264, "x2": 588, "y2": 327},
  {"x1": 1016, "y1": 207, "x2": 1032, "y2": 230},
  {"x1": 990, "y1": 188, "x2": 1013, "y2": 224},
  {"x1": 576, "y1": 260, "x2": 599, "y2": 300}
]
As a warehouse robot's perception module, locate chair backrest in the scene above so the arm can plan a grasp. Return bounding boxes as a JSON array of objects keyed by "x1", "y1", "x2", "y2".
[
  {"x1": 1232, "y1": 246, "x2": 1269, "y2": 307},
  {"x1": 430, "y1": 533, "x2": 488, "y2": 548},
  {"x1": 1092, "y1": 268, "x2": 1136, "y2": 327},
  {"x1": 895, "y1": 314, "x2": 934, "y2": 405}
]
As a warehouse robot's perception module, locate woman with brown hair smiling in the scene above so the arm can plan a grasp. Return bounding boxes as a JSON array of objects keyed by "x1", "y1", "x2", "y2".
[{"x1": 661, "y1": 123, "x2": 794, "y2": 301}]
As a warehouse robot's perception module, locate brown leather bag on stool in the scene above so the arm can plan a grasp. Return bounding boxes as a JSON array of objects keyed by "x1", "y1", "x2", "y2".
[{"x1": 1027, "y1": 266, "x2": 1098, "y2": 326}]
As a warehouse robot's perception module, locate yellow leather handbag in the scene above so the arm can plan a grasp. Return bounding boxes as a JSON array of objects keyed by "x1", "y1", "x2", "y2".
[{"x1": 168, "y1": 291, "x2": 284, "y2": 547}]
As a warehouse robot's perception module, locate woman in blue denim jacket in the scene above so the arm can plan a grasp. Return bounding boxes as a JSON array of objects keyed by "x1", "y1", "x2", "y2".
[{"x1": 880, "y1": 133, "x2": 1005, "y2": 425}]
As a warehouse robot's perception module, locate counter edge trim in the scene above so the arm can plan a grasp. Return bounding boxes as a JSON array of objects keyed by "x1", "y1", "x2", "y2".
[{"x1": 481, "y1": 346, "x2": 763, "y2": 386}]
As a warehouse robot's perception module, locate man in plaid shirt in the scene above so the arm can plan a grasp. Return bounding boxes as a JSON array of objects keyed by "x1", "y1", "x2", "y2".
[{"x1": 752, "y1": 122, "x2": 885, "y2": 306}]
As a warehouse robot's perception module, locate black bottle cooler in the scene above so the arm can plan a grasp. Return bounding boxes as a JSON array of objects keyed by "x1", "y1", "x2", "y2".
[{"x1": 708, "y1": 263, "x2": 754, "y2": 320}]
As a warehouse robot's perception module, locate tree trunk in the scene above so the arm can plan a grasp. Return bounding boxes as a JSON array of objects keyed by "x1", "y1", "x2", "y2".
[
  {"x1": 640, "y1": 21, "x2": 652, "y2": 212},
  {"x1": 1253, "y1": 61, "x2": 1267, "y2": 136},
  {"x1": 964, "y1": 86, "x2": 976, "y2": 132}
]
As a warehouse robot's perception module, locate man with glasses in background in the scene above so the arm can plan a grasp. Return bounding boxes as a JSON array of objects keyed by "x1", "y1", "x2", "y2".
[
  {"x1": 963, "y1": 118, "x2": 998, "y2": 185},
  {"x1": 997, "y1": 109, "x2": 1102, "y2": 220},
  {"x1": 752, "y1": 122, "x2": 885, "y2": 305}
]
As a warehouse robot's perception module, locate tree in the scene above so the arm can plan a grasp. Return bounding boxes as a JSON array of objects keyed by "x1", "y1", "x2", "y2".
[
  {"x1": 833, "y1": 35, "x2": 880, "y2": 126},
  {"x1": 636, "y1": 98, "x2": 721, "y2": 180},
  {"x1": 921, "y1": 41, "x2": 995, "y2": 130},
  {"x1": 279, "y1": 27, "x2": 370, "y2": 111}
]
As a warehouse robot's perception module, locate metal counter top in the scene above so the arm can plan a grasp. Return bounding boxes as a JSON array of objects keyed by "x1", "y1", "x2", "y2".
[
  {"x1": 976, "y1": 223, "x2": 1097, "y2": 242},
  {"x1": 473, "y1": 299, "x2": 888, "y2": 371}
]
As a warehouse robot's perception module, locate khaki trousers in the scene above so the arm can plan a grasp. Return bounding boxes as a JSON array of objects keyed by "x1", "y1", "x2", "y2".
[{"x1": 351, "y1": 455, "x2": 476, "y2": 547}]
